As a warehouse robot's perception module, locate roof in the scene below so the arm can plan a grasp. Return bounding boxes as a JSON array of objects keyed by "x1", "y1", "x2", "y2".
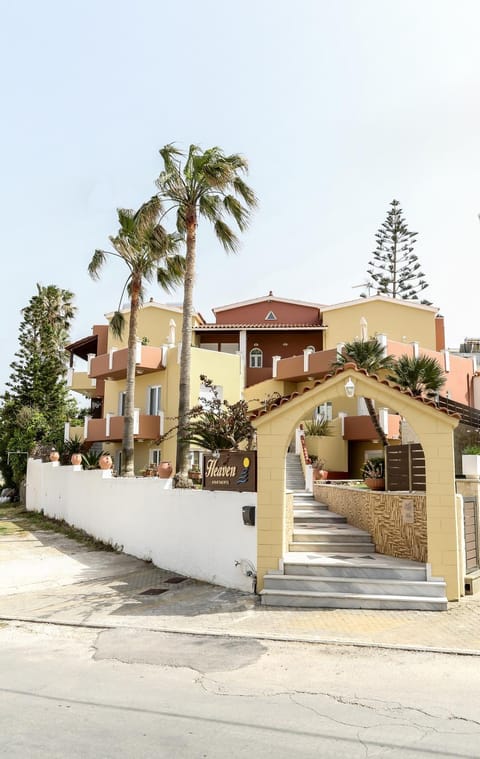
[
  {"x1": 212, "y1": 292, "x2": 324, "y2": 314},
  {"x1": 194, "y1": 323, "x2": 325, "y2": 331},
  {"x1": 65, "y1": 334, "x2": 98, "y2": 360},
  {"x1": 249, "y1": 363, "x2": 460, "y2": 420},
  {"x1": 321, "y1": 294, "x2": 438, "y2": 314}
]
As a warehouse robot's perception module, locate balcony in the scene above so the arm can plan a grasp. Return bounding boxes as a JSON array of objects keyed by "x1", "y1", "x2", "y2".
[
  {"x1": 85, "y1": 412, "x2": 164, "y2": 443},
  {"x1": 343, "y1": 414, "x2": 401, "y2": 442},
  {"x1": 67, "y1": 369, "x2": 97, "y2": 396},
  {"x1": 89, "y1": 345, "x2": 165, "y2": 381}
]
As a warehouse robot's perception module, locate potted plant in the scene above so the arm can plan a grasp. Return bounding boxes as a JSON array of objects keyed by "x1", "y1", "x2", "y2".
[
  {"x1": 462, "y1": 445, "x2": 480, "y2": 478},
  {"x1": 361, "y1": 457, "x2": 385, "y2": 491},
  {"x1": 311, "y1": 457, "x2": 329, "y2": 481}
]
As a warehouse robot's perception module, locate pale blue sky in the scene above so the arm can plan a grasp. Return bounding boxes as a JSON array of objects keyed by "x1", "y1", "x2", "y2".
[{"x1": 1, "y1": 0, "x2": 479, "y2": 387}]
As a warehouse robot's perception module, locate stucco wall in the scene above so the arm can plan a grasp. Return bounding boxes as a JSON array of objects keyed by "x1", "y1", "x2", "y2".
[
  {"x1": 314, "y1": 483, "x2": 427, "y2": 562},
  {"x1": 26, "y1": 459, "x2": 257, "y2": 592}
]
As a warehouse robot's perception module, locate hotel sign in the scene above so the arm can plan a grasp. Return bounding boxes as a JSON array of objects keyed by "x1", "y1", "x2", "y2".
[{"x1": 203, "y1": 451, "x2": 257, "y2": 492}]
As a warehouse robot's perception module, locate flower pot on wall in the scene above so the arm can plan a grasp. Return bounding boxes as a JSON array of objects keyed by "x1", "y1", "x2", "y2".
[
  {"x1": 365, "y1": 477, "x2": 385, "y2": 491},
  {"x1": 157, "y1": 461, "x2": 173, "y2": 478},
  {"x1": 49, "y1": 450, "x2": 59, "y2": 462},
  {"x1": 71, "y1": 453, "x2": 82, "y2": 466},
  {"x1": 99, "y1": 454, "x2": 113, "y2": 471}
]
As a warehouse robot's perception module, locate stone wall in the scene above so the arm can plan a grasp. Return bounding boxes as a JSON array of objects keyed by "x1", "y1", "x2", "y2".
[{"x1": 313, "y1": 483, "x2": 427, "y2": 562}]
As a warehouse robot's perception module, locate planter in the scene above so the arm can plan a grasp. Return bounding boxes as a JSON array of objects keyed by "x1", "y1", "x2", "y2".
[
  {"x1": 71, "y1": 453, "x2": 82, "y2": 466},
  {"x1": 49, "y1": 450, "x2": 59, "y2": 462},
  {"x1": 313, "y1": 467, "x2": 329, "y2": 481},
  {"x1": 99, "y1": 454, "x2": 113, "y2": 471},
  {"x1": 462, "y1": 455, "x2": 480, "y2": 478},
  {"x1": 188, "y1": 470, "x2": 202, "y2": 484},
  {"x1": 364, "y1": 477, "x2": 385, "y2": 491},
  {"x1": 157, "y1": 461, "x2": 173, "y2": 479}
]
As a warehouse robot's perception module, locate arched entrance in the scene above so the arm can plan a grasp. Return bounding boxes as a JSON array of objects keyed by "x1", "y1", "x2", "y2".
[{"x1": 252, "y1": 367, "x2": 461, "y2": 600}]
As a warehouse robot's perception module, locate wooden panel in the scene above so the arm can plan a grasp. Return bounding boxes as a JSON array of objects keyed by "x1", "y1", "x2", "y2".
[{"x1": 386, "y1": 444, "x2": 426, "y2": 492}]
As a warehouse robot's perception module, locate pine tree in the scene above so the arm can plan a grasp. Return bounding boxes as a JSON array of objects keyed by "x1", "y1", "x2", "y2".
[
  {"x1": 364, "y1": 199, "x2": 430, "y2": 302},
  {"x1": 0, "y1": 284, "x2": 76, "y2": 486}
]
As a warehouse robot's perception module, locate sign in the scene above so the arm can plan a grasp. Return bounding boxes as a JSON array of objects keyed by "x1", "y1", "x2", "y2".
[{"x1": 203, "y1": 451, "x2": 257, "y2": 492}]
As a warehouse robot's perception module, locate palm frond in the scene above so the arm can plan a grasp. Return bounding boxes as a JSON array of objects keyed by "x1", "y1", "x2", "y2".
[
  {"x1": 214, "y1": 220, "x2": 240, "y2": 253},
  {"x1": 233, "y1": 176, "x2": 258, "y2": 208},
  {"x1": 88, "y1": 250, "x2": 108, "y2": 280},
  {"x1": 157, "y1": 253, "x2": 186, "y2": 291},
  {"x1": 110, "y1": 311, "x2": 125, "y2": 339},
  {"x1": 199, "y1": 194, "x2": 222, "y2": 223},
  {"x1": 223, "y1": 195, "x2": 250, "y2": 231}
]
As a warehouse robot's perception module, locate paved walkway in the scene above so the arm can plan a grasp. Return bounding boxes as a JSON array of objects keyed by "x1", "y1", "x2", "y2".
[{"x1": 2, "y1": 518, "x2": 480, "y2": 654}]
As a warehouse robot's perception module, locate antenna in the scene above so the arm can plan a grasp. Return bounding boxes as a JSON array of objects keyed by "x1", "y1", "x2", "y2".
[{"x1": 352, "y1": 281, "x2": 374, "y2": 297}]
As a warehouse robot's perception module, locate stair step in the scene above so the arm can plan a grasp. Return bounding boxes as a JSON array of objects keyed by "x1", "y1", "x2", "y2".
[
  {"x1": 294, "y1": 516, "x2": 347, "y2": 526},
  {"x1": 260, "y1": 588, "x2": 448, "y2": 611},
  {"x1": 263, "y1": 573, "x2": 446, "y2": 597},
  {"x1": 292, "y1": 527, "x2": 372, "y2": 543},
  {"x1": 283, "y1": 557, "x2": 429, "y2": 580},
  {"x1": 289, "y1": 541, "x2": 376, "y2": 553}
]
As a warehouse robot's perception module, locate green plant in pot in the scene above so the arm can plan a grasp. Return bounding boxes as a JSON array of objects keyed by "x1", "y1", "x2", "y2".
[{"x1": 361, "y1": 457, "x2": 385, "y2": 490}]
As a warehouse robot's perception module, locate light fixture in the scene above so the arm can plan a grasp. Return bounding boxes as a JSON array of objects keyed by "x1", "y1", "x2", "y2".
[
  {"x1": 344, "y1": 377, "x2": 355, "y2": 398},
  {"x1": 212, "y1": 449, "x2": 220, "y2": 460}
]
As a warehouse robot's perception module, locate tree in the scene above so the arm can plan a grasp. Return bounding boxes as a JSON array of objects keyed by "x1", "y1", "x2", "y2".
[
  {"x1": 388, "y1": 354, "x2": 446, "y2": 398},
  {"x1": 0, "y1": 284, "x2": 76, "y2": 486},
  {"x1": 331, "y1": 338, "x2": 395, "y2": 447},
  {"x1": 155, "y1": 144, "x2": 257, "y2": 484},
  {"x1": 88, "y1": 196, "x2": 185, "y2": 477},
  {"x1": 364, "y1": 199, "x2": 430, "y2": 302}
]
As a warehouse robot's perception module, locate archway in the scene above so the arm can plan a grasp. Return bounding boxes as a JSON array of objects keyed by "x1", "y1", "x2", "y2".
[{"x1": 252, "y1": 366, "x2": 460, "y2": 600}]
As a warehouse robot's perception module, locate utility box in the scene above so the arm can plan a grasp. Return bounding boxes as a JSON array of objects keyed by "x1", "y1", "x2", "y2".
[{"x1": 242, "y1": 505, "x2": 255, "y2": 526}]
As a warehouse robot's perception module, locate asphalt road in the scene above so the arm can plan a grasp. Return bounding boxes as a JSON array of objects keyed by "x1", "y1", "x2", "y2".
[{"x1": 1, "y1": 621, "x2": 479, "y2": 758}]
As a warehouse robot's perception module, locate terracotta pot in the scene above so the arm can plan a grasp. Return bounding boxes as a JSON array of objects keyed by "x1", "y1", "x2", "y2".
[
  {"x1": 71, "y1": 453, "x2": 82, "y2": 466},
  {"x1": 365, "y1": 477, "x2": 385, "y2": 491},
  {"x1": 49, "y1": 450, "x2": 59, "y2": 462},
  {"x1": 157, "y1": 461, "x2": 173, "y2": 478},
  {"x1": 99, "y1": 454, "x2": 113, "y2": 470},
  {"x1": 313, "y1": 467, "x2": 329, "y2": 480}
]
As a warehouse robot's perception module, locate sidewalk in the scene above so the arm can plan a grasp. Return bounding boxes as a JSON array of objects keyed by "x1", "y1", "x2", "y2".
[{"x1": 2, "y1": 516, "x2": 480, "y2": 655}]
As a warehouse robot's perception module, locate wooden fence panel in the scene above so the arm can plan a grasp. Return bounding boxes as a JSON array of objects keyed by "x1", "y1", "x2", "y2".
[{"x1": 386, "y1": 444, "x2": 426, "y2": 492}]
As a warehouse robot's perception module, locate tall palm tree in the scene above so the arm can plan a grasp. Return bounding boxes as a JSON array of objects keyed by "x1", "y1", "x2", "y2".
[
  {"x1": 88, "y1": 196, "x2": 185, "y2": 477},
  {"x1": 155, "y1": 144, "x2": 257, "y2": 483},
  {"x1": 388, "y1": 354, "x2": 446, "y2": 398},
  {"x1": 331, "y1": 337, "x2": 395, "y2": 447}
]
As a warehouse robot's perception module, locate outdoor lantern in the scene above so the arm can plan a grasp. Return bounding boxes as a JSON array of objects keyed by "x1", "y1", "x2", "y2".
[{"x1": 344, "y1": 377, "x2": 355, "y2": 398}]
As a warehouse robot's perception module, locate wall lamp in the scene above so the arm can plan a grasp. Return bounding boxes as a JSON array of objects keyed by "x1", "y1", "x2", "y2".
[{"x1": 344, "y1": 377, "x2": 355, "y2": 398}]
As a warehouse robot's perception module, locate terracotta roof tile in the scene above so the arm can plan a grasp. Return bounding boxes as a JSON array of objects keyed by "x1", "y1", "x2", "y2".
[{"x1": 249, "y1": 363, "x2": 461, "y2": 420}]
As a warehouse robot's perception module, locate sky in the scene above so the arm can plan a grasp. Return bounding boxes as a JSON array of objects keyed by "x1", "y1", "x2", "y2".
[{"x1": 1, "y1": 0, "x2": 479, "y2": 388}]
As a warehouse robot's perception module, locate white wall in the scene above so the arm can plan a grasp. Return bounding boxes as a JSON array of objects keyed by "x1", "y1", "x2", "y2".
[{"x1": 26, "y1": 459, "x2": 257, "y2": 593}]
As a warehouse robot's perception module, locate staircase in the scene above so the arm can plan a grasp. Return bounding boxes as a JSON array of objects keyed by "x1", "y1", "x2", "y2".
[
  {"x1": 261, "y1": 484, "x2": 448, "y2": 611},
  {"x1": 286, "y1": 452, "x2": 306, "y2": 491}
]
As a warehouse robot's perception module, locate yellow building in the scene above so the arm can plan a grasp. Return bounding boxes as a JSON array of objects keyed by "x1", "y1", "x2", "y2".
[{"x1": 67, "y1": 301, "x2": 242, "y2": 475}]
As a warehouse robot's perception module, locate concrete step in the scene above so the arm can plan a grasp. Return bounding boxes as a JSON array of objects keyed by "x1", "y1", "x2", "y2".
[
  {"x1": 283, "y1": 554, "x2": 430, "y2": 581},
  {"x1": 263, "y1": 573, "x2": 447, "y2": 598},
  {"x1": 292, "y1": 526, "x2": 372, "y2": 543},
  {"x1": 260, "y1": 588, "x2": 448, "y2": 611},
  {"x1": 294, "y1": 514, "x2": 347, "y2": 525},
  {"x1": 289, "y1": 541, "x2": 376, "y2": 553}
]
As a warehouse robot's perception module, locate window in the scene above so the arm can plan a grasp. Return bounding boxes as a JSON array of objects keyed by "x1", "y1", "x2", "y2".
[
  {"x1": 150, "y1": 448, "x2": 162, "y2": 465},
  {"x1": 118, "y1": 391, "x2": 126, "y2": 416},
  {"x1": 147, "y1": 385, "x2": 162, "y2": 415},
  {"x1": 249, "y1": 348, "x2": 263, "y2": 368},
  {"x1": 265, "y1": 311, "x2": 277, "y2": 321},
  {"x1": 315, "y1": 402, "x2": 332, "y2": 421}
]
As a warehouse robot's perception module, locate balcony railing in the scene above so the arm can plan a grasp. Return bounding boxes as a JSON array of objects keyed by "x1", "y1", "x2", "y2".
[
  {"x1": 89, "y1": 345, "x2": 165, "y2": 381},
  {"x1": 342, "y1": 414, "x2": 401, "y2": 441},
  {"x1": 85, "y1": 411, "x2": 164, "y2": 443}
]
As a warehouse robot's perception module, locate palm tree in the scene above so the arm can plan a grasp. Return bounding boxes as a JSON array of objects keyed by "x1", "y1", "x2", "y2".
[
  {"x1": 155, "y1": 144, "x2": 257, "y2": 483},
  {"x1": 388, "y1": 354, "x2": 446, "y2": 398},
  {"x1": 331, "y1": 337, "x2": 395, "y2": 447},
  {"x1": 88, "y1": 196, "x2": 185, "y2": 477}
]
